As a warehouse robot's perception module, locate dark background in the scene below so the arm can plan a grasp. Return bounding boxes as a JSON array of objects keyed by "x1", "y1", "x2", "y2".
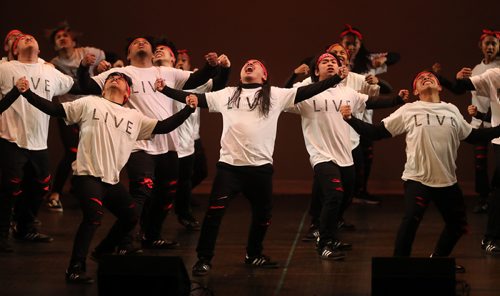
[{"x1": 2, "y1": 0, "x2": 499, "y2": 193}]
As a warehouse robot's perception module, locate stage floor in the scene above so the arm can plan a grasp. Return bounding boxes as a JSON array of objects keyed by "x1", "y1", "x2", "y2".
[{"x1": 0, "y1": 193, "x2": 498, "y2": 296}]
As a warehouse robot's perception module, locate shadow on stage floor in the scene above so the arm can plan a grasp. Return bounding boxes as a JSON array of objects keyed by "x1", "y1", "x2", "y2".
[{"x1": 0, "y1": 193, "x2": 498, "y2": 296}]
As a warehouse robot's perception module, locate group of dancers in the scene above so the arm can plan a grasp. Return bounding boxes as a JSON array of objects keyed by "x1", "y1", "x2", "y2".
[{"x1": 0, "y1": 23, "x2": 499, "y2": 284}]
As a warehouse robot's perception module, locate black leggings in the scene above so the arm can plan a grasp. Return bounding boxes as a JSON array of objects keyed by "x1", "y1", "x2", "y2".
[
  {"x1": 196, "y1": 162, "x2": 273, "y2": 260},
  {"x1": 485, "y1": 144, "x2": 500, "y2": 240},
  {"x1": 51, "y1": 117, "x2": 79, "y2": 195},
  {"x1": 0, "y1": 139, "x2": 50, "y2": 235},
  {"x1": 175, "y1": 154, "x2": 195, "y2": 218},
  {"x1": 394, "y1": 180, "x2": 468, "y2": 257},
  {"x1": 69, "y1": 176, "x2": 137, "y2": 264}
]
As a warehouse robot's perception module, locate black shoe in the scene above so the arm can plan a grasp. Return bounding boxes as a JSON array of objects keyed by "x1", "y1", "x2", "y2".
[
  {"x1": 455, "y1": 264, "x2": 466, "y2": 273},
  {"x1": 352, "y1": 192, "x2": 381, "y2": 205},
  {"x1": 244, "y1": 254, "x2": 279, "y2": 268},
  {"x1": 141, "y1": 238, "x2": 179, "y2": 249},
  {"x1": 117, "y1": 246, "x2": 144, "y2": 256},
  {"x1": 318, "y1": 243, "x2": 346, "y2": 261},
  {"x1": 192, "y1": 259, "x2": 212, "y2": 276},
  {"x1": 302, "y1": 225, "x2": 320, "y2": 242},
  {"x1": 337, "y1": 220, "x2": 356, "y2": 231},
  {"x1": 178, "y1": 215, "x2": 201, "y2": 231},
  {"x1": 332, "y1": 240, "x2": 352, "y2": 251},
  {"x1": 65, "y1": 262, "x2": 94, "y2": 284},
  {"x1": 0, "y1": 237, "x2": 13, "y2": 253},
  {"x1": 13, "y1": 231, "x2": 53, "y2": 243}
]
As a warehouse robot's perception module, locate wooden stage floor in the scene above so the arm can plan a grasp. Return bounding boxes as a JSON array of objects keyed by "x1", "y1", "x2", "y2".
[{"x1": 0, "y1": 193, "x2": 498, "y2": 296}]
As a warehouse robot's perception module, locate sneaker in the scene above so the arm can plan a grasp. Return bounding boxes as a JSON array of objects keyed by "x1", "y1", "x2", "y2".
[
  {"x1": 244, "y1": 254, "x2": 279, "y2": 268},
  {"x1": 47, "y1": 199, "x2": 63, "y2": 212},
  {"x1": 117, "y1": 246, "x2": 144, "y2": 256},
  {"x1": 332, "y1": 240, "x2": 353, "y2": 251},
  {"x1": 352, "y1": 192, "x2": 381, "y2": 205},
  {"x1": 318, "y1": 243, "x2": 346, "y2": 261},
  {"x1": 13, "y1": 230, "x2": 53, "y2": 243},
  {"x1": 178, "y1": 215, "x2": 201, "y2": 231},
  {"x1": 65, "y1": 262, "x2": 94, "y2": 284},
  {"x1": 141, "y1": 238, "x2": 179, "y2": 249},
  {"x1": 192, "y1": 258, "x2": 212, "y2": 276},
  {"x1": 455, "y1": 264, "x2": 466, "y2": 273},
  {"x1": 483, "y1": 240, "x2": 500, "y2": 255},
  {"x1": 0, "y1": 237, "x2": 13, "y2": 253},
  {"x1": 337, "y1": 219, "x2": 356, "y2": 231},
  {"x1": 302, "y1": 225, "x2": 320, "y2": 242}
]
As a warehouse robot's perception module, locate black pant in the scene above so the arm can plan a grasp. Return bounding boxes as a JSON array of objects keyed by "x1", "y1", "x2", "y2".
[
  {"x1": 313, "y1": 162, "x2": 355, "y2": 247},
  {"x1": 126, "y1": 150, "x2": 178, "y2": 240},
  {"x1": 192, "y1": 138, "x2": 208, "y2": 189},
  {"x1": 175, "y1": 154, "x2": 195, "y2": 218},
  {"x1": 485, "y1": 144, "x2": 500, "y2": 240},
  {"x1": 393, "y1": 180, "x2": 468, "y2": 257},
  {"x1": 51, "y1": 118, "x2": 79, "y2": 195},
  {"x1": 196, "y1": 162, "x2": 273, "y2": 260},
  {"x1": 0, "y1": 139, "x2": 50, "y2": 235},
  {"x1": 356, "y1": 136, "x2": 374, "y2": 195},
  {"x1": 69, "y1": 176, "x2": 137, "y2": 264}
]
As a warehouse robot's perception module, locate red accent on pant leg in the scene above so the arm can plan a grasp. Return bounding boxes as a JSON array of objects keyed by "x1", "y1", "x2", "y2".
[
  {"x1": 209, "y1": 206, "x2": 225, "y2": 210},
  {"x1": 475, "y1": 146, "x2": 487, "y2": 150},
  {"x1": 169, "y1": 180, "x2": 177, "y2": 186},
  {"x1": 90, "y1": 198, "x2": 103, "y2": 206},
  {"x1": 10, "y1": 178, "x2": 21, "y2": 184},
  {"x1": 164, "y1": 203, "x2": 173, "y2": 211},
  {"x1": 139, "y1": 178, "x2": 154, "y2": 189},
  {"x1": 331, "y1": 178, "x2": 341, "y2": 183},
  {"x1": 335, "y1": 187, "x2": 344, "y2": 192},
  {"x1": 70, "y1": 147, "x2": 78, "y2": 153},
  {"x1": 42, "y1": 186, "x2": 49, "y2": 192},
  {"x1": 129, "y1": 203, "x2": 136, "y2": 209},
  {"x1": 416, "y1": 201, "x2": 427, "y2": 207},
  {"x1": 12, "y1": 190, "x2": 23, "y2": 196},
  {"x1": 475, "y1": 154, "x2": 487, "y2": 159},
  {"x1": 37, "y1": 175, "x2": 52, "y2": 184},
  {"x1": 415, "y1": 196, "x2": 425, "y2": 201},
  {"x1": 97, "y1": 211, "x2": 104, "y2": 215}
]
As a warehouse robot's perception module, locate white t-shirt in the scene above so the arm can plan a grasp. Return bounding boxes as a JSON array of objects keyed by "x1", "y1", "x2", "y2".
[
  {"x1": 0, "y1": 60, "x2": 73, "y2": 150},
  {"x1": 63, "y1": 96, "x2": 157, "y2": 184},
  {"x1": 470, "y1": 67, "x2": 500, "y2": 145},
  {"x1": 292, "y1": 84, "x2": 369, "y2": 168},
  {"x1": 93, "y1": 65, "x2": 190, "y2": 154},
  {"x1": 206, "y1": 86, "x2": 297, "y2": 166},
  {"x1": 174, "y1": 79, "x2": 213, "y2": 158},
  {"x1": 470, "y1": 57, "x2": 500, "y2": 128},
  {"x1": 293, "y1": 73, "x2": 379, "y2": 149},
  {"x1": 52, "y1": 47, "x2": 105, "y2": 103},
  {"x1": 382, "y1": 101, "x2": 472, "y2": 187}
]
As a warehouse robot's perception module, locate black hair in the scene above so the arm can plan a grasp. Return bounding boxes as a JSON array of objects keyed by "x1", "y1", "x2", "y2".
[
  {"x1": 105, "y1": 72, "x2": 133, "y2": 88},
  {"x1": 153, "y1": 37, "x2": 177, "y2": 56},
  {"x1": 124, "y1": 36, "x2": 155, "y2": 59},
  {"x1": 48, "y1": 22, "x2": 77, "y2": 46},
  {"x1": 309, "y1": 52, "x2": 342, "y2": 82}
]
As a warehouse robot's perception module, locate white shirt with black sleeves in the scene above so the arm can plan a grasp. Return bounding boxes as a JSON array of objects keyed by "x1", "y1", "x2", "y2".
[
  {"x1": 382, "y1": 101, "x2": 472, "y2": 187},
  {"x1": 63, "y1": 96, "x2": 157, "y2": 184}
]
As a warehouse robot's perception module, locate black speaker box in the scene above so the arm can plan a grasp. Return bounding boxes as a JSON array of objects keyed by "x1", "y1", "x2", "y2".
[
  {"x1": 371, "y1": 257, "x2": 456, "y2": 296},
  {"x1": 98, "y1": 255, "x2": 190, "y2": 296}
]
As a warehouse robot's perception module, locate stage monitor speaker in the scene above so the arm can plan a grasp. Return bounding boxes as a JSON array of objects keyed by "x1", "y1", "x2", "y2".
[
  {"x1": 98, "y1": 255, "x2": 190, "y2": 296},
  {"x1": 371, "y1": 257, "x2": 456, "y2": 296}
]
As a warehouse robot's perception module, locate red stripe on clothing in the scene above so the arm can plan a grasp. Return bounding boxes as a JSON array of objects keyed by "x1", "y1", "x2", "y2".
[{"x1": 90, "y1": 198, "x2": 102, "y2": 206}]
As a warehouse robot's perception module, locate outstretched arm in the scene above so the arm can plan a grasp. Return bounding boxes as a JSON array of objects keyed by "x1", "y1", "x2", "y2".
[
  {"x1": 15, "y1": 77, "x2": 65, "y2": 117},
  {"x1": 366, "y1": 89, "x2": 408, "y2": 109},
  {"x1": 153, "y1": 95, "x2": 197, "y2": 134},
  {"x1": 211, "y1": 54, "x2": 231, "y2": 91},
  {"x1": 76, "y1": 54, "x2": 104, "y2": 95},
  {"x1": 182, "y1": 52, "x2": 219, "y2": 90},
  {"x1": 294, "y1": 66, "x2": 348, "y2": 104},
  {"x1": 340, "y1": 104, "x2": 392, "y2": 140},
  {"x1": 155, "y1": 79, "x2": 208, "y2": 108},
  {"x1": 464, "y1": 125, "x2": 500, "y2": 144},
  {"x1": 0, "y1": 85, "x2": 21, "y2": 113}
]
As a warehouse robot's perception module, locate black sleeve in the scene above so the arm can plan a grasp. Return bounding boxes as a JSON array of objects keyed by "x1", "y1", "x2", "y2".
[
  {"x1": 436, "y1": 74, "x2": 476, "y2": 95},
  {"x1": 152, "y1": 105, "x2": 195, "y2": 134},
  {"x1": 464, "y1": 125, "x2": 500, "y2": 144},
  {"x1": 385, "y1": 52, "x2": 400, "y2": 66},
  {"x1": 294, "y1": 75, "x2": 342, "y2": 104},
  {"x1": 183, "y1": 62, "x2": 217, "y2": 90},
  {"x1": 365, "y1": 95, "x2": 404, "y2": 109},
  {"x1": 159, "y1": 86, "x2": 209, "y2": 108},
  {"x1": 475, "y1": 109, "x2": 491, "y2": 122},
  {"x1": 0, "y1": 86, "x2": 21, "y2": 113},
  {"x1": 344, "y1": 116, "x2": 392, "y2": 140},
  {"x1": 76, "y1": 63, "x2": 102, "y2": 95},
  {"x1": 377, "y1": 78, "x2": 393, "y2": 94},
  {"x1": 21, "y1": 89, "x2": 66, "y2": 117},
  {"x1": 283, "y1": 72, "x2": 299, "y2": 88},
  {"x1": 212, "y1": 67, "x2": 231, "y2": 91}
]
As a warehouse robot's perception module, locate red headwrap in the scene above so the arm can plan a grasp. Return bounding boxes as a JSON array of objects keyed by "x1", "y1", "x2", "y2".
[
  {"x1": 339, "y1": 24, "x2": 363, "y2": 41},
  {"x1": 11, "y1": 34, "x2": 28, "y2": 54},
  {"x1": 246, "y1": 59, "x2": 268, "y2": 79},
  {"x1": 327, "y1": 43, "x2": 351, "y2": 61},
  {"x1": 316, "y1": 53, "x2": 336, "y2": 68},
  {"x1": 480, "y1": 29, "x2": 500, "y2": 41},
  {"x1": 4, "y1": 29, "x2": 22, "y2": 47}
]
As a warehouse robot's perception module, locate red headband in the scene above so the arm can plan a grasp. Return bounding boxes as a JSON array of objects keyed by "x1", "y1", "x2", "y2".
[
  {"x1": 339, "y1": 24, "x2": 363, "y2": 41},
  {"x1": 316, "y1": 53, "x2": 336, "y2": 68},
  {"x1": 480, "y1": 29, "x2": 500, "y2": 41},
  {"x1": 4, "y1": 29, "x2": 22, "y2": 47},
  {"x1": 246, "y1": 59, "x2": 268, "y2": 79},
  {"x1": 412, "y1": 71, "x2": 440, "y2": 90},
  {"x1": 177, "y1": 49, "x2": 189, "y2": 55},
  {"x1": 12, "y1": 34, "x2": 28, "y2": 54}
]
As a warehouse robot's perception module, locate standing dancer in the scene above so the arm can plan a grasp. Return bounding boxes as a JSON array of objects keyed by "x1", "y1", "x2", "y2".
[
  {"x1": 341, "y1": 70, "x2": 500, "y2": 271},
  {"x1": 156, "y1": 58, "x2": 348, "y2": 275},
  {"x1": 19, "y1": 71, "x2": 197, "y2": 283}
]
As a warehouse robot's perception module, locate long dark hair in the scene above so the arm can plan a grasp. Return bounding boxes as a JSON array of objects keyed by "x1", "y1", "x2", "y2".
[{"x1": 228, "y1": 78, "x2": 272, "y2": 118}]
